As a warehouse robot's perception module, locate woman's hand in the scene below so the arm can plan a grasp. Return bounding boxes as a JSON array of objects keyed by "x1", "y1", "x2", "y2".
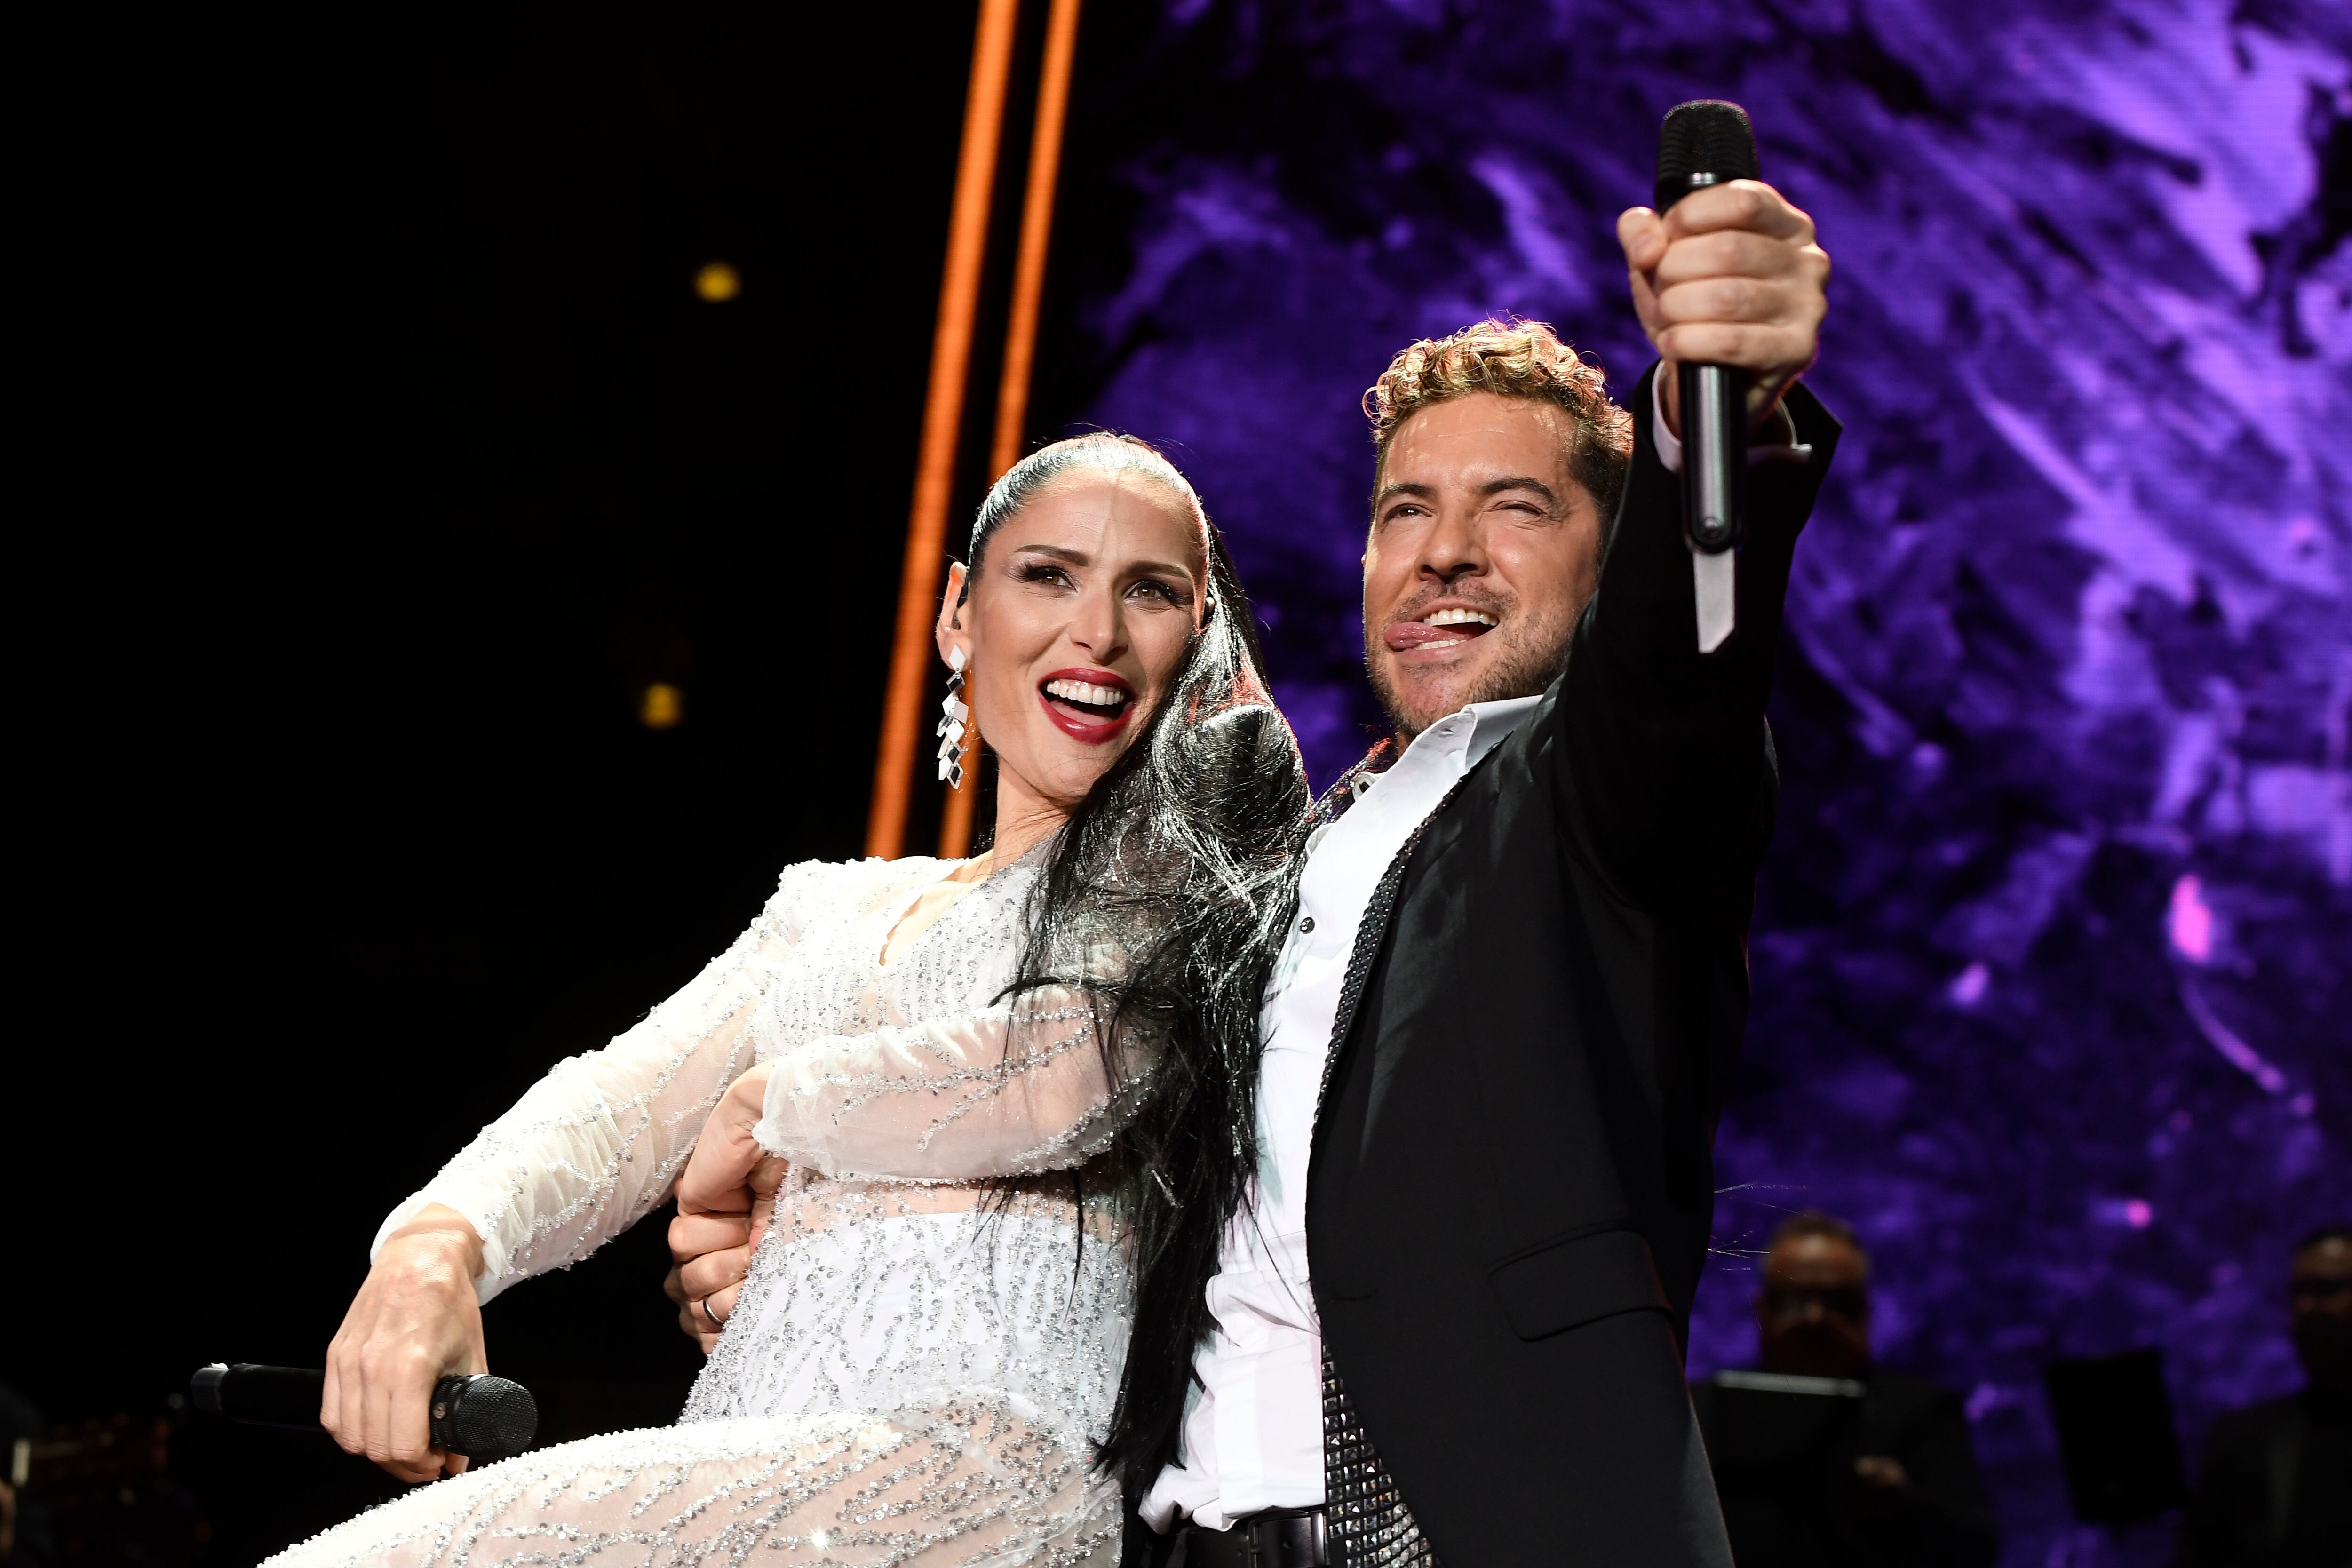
[
  {"x1": 322, "y1": 1204, "x2": 486, "y2": 1483},
  {"x1": 669, "y1": 1063, "x2": 784, "y2": 1350}
]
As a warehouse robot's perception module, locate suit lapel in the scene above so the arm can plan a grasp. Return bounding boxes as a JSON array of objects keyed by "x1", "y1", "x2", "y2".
[{"x1": 1309, "y1": 769, "x2": 1478, "y2": 1132}]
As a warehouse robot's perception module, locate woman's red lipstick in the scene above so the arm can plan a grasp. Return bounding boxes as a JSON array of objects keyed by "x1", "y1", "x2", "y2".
[{"x1": 1037, "y1": 667, "x2": 1135, "y2": 744}]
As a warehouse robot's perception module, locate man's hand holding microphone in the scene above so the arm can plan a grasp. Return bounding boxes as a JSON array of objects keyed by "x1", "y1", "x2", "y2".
[{"x1": 667, "y1": 1063, "x2": 790, "y2": 1353}]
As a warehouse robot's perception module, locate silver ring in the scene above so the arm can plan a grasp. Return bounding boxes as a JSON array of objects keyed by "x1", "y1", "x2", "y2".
[{"x1": 699, "y1": 1296, "x2": 725, "y2": 1328}]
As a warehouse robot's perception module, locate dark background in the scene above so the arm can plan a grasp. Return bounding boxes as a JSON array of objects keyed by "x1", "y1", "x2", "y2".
[
  {"x1": 15, "y1": 2, "x2": 1049, "y2": 1557},
  {"x1": 16, "y1": 2, "x2": 1216, "y2": 1558}
]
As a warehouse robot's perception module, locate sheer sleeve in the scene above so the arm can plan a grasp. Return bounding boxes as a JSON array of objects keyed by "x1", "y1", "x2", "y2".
[
  {"x1": 370, "y1": 863, "x2": 834, "y2": 1302},
  {"x1": 753, "y1": 983, "x2": 1154, "y2": 1183}
]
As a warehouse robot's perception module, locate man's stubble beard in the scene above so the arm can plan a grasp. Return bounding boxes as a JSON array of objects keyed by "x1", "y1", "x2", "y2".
[{"x1": 1366, "y1": 590, "x2": 1585, "y2": 747}]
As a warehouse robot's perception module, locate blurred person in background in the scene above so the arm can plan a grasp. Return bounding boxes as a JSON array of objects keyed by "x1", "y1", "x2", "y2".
[
  {"x1": 2177, "y1": 1225, "x2": 2352, "y2": 1568},
  {"x1": 1694, "y1": 1212, "x2": 1999, "y2": 1568}
]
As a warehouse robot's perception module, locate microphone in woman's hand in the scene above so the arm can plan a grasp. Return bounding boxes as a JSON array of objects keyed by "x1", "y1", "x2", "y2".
[{"x1": 189, "y1": 1363, "x2": 538, "y2": 1461}]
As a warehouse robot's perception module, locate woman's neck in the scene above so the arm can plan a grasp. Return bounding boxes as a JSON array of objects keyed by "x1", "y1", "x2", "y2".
[{"x1": 966, "y1": 769, "x2": 1069, "y2": 877}]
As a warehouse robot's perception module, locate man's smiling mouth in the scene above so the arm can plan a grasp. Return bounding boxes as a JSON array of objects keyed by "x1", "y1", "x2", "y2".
[{"x1": 1386, "y1": 607, "x2": 1499, "y2": 653}]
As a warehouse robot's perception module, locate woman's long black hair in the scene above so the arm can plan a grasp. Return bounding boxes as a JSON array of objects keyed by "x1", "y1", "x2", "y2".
[{"x1": 961, "y1": 433, "x2": 1309, "y2": 1494}]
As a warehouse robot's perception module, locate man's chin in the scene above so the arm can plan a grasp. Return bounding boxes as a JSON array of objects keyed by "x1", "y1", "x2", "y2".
[
  {"x1": 1371, "y1": 653, "x2": 1493, "y2": 739},
  {"x1": 1370, "y1": 634, "x2": 1569, "y2": 742}
]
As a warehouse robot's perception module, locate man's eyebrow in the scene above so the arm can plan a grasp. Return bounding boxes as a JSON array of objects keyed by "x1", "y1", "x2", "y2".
[
  {"x1": 1372, "y1": 481, "x2": 1437, "y2": 511},
  {"x1": 1371, "y1": 477, "x2": 1563, "y2": 512},
  {"x1": 1479, "y1": 476, "x2": 1560, "y2": 506}
]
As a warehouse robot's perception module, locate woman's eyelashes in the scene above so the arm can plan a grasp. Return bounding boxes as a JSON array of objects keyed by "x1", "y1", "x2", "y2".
[
  {"x1": 1011, "y1": 559, "x2": 1191, "y2": 609},
  {"x1": 1129, "y1": 577, "x2": 1190, "y2": 608}
]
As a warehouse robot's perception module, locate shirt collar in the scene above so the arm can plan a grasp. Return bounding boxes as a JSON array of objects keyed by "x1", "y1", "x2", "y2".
[
  {"x1": 1403, "y1": 694, "x2": 1542, "y2": 769},
  {"x1": 1317, "y1": 694, "x2": 1542, "y2": 821}
]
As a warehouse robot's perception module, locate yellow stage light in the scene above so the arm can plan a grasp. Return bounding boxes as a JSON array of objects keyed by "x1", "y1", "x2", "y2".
[
  {"x1": 695, "y1": 262, "x2": 740, "y2": 302},
  {"x1": 640, "y1": 682, "x2": 683, "y2": 729}
]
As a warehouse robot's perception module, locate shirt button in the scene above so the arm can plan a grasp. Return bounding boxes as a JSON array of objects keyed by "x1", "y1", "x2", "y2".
[{"x1": 1299, "y1": 916, "x2": 1316, "y2": 934}]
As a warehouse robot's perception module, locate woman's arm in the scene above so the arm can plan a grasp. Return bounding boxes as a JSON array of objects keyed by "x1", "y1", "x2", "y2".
[
  {"x1": 374, "y1": 868, "x2": 820, "y2": 1299},
  {"x1": 323, "y1": 863, "x2": 826, "y2": 1478},
  {"x1": 683, "y1": 985, "x2": 1151, "y2": 1193}
]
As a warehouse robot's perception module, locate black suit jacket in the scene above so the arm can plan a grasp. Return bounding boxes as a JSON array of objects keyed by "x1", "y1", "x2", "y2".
[{"x1": 1305, "y1": 364, "x2": 1839, "y2": 1566}]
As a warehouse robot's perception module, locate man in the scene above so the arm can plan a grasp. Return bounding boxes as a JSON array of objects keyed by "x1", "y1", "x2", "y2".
[
  {"x1": 675, "y1": 180, "x2": 1833, "y2": 1564},
  {"x1": 1691, "y1": 1212, "x2": 1999, "y2": 1567},
  {"x1": 2178, "y1": 1226, "x2": 2352, "y2": 1567},
  {"x1": 1127, "y1": 181, "x2": 1833, "y2": 1567}
]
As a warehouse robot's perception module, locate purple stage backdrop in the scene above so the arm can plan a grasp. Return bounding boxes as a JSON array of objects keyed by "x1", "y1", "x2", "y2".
[{"x1": 1064, "y1": 1, "x2": 2350, "y2": 1560}]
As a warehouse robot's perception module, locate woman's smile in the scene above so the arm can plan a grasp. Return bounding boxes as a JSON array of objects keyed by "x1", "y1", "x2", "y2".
[{"x1": 1038, "y1": 667, "x2": 1136, "y2": 742}]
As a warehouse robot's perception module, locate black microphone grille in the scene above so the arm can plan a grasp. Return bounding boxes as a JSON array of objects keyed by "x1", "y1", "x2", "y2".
[
  {"x1": 1656, "y1": 100, "x2": 1759, "y2": 211},
  {"x1": 437, "y1": 1373, "x2": 539, "y2": 1460}
]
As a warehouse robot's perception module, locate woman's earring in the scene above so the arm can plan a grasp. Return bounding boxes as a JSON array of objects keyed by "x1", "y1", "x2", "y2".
[{"x1": 936, "y1": 645, "x2": 969, "y2": 789}]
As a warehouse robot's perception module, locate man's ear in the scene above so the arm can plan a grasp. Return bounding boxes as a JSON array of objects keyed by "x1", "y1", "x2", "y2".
[{"x1": 935, "y1": 561, "x2": 971, "y2": 665}]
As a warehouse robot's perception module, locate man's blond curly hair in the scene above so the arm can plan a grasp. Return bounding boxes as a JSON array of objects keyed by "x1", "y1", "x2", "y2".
[{"x1": 1364, "y1": 318, "x2": 1634, "y2": 525}]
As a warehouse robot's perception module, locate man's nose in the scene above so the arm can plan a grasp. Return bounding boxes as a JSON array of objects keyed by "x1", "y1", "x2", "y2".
[{"x1": 1418, "y1": 507, "x2": 1489, "y2": 582}]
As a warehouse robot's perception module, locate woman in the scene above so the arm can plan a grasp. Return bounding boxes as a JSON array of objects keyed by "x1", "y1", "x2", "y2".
[{"x1": 279, "y1": 434, "x2": 1306, "y2": 1566}]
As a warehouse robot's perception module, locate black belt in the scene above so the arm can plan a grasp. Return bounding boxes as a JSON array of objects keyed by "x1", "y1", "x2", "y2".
[{"x1": 1168, "y1": 1507, "x2": 1331, "y2": 1568}]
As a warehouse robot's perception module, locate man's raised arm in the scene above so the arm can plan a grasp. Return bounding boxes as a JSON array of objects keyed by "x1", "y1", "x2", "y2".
[{"x1": 1549, "y1": 181, "x2": 1839, "y2": 917}]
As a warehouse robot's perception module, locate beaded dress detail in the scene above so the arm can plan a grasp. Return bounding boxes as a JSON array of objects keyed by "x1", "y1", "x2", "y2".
[{"x1": 271, "y1": 850, "x2": 1143, "y2": 1568}]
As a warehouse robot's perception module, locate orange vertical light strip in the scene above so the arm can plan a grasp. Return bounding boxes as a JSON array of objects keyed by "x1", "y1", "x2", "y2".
[
  {"x1": 986, "y1": 0, "x2": 1083, "y2": 482},
  {"x1": 866, "y1": 0, "x2": 1025, "y2": 860},
  {"x1": 939, "y1": 0, "x2": 1085, "y2": 860}
]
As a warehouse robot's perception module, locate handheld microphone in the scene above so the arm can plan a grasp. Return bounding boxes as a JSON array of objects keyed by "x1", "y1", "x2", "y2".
[
  {"x1": 189, "y1": 1363, "x2": 538, "y2": 1462},
  {"x1": 1655, "y1": 99, "x2": 1759, "y2": 653}
]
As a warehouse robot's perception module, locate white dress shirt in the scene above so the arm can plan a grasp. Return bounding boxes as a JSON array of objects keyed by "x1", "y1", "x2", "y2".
[{"x1": 1140, "y1": 695, "x2": 1541, "y2": 1532}]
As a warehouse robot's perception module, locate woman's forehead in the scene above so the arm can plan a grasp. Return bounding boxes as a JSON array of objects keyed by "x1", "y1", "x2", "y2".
[{"x1": 995, "y1": 471, "x2": 1205, "y2": 570}]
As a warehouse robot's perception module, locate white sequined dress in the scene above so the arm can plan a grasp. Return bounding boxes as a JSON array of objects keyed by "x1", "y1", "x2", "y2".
[{"x1": 270, "y1": 851, "x2": 1144, "y2": 1568}]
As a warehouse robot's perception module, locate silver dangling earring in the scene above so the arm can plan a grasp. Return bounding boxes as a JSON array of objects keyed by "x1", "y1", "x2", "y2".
[{"x1": 936, "y1": 645, "x2": 969, "y2": 790}]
